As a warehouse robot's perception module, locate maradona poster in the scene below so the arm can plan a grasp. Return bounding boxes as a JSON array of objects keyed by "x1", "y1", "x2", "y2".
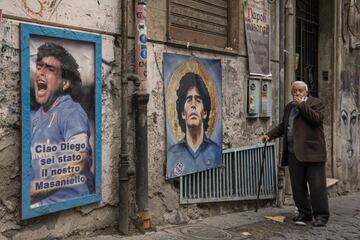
[
  {"x1": 164, "y1": 53, "x2": 222, "y2": 179},
  {"x1": 20, "y1": 24, "x2": 102, "y2": 220}
]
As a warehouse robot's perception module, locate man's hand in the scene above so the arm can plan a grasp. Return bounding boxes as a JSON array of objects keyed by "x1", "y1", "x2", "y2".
[
  {"x1": 262, "y1": 135, "x2": 270, "y2": 143},
  {"x1": 293, "y1": 95, "x2": 305, "y2": 104}
]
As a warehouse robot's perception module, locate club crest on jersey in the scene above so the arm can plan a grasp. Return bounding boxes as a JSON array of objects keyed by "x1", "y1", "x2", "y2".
[{"x1": 174, "y1": 162, "x2": 184, "y2": 176}]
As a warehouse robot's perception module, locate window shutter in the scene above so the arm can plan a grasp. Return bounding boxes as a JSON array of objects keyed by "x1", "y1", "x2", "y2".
[{"x1": 168, "y1": 0, "x2": 228, "y2": 48}]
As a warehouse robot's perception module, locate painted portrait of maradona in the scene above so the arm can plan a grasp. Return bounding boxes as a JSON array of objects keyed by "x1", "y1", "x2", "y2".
[
  {"x1": 164, "y1": 53, "x2": 222, "y2": 179},
  {"x1": 20, "y1": 24, "x2": 102, "y2": 220}
]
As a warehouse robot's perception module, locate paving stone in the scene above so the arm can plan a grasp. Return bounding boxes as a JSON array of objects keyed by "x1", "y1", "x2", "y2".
[{"x1": 70, "y1": 192, "x2": 360, "y2": 240}]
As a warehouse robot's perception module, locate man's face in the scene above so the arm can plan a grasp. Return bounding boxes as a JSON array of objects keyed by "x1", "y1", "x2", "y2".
[
  {"x1": 340, "y1": 93, "x2": 358, "y2": 172},
  {"x1": 182, "y1": 86, "x2": 207, "y2": 130},
  {"x1": 291, "y1": 83, "x2": 308, "y2": 101},
  {"x1": 35, "y1": 56, "x2": 64, "y2": 108}
]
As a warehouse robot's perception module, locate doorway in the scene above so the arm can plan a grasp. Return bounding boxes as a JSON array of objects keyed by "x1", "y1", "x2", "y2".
[{"x1": 295, "y1": 0, "x2": 319, "y2": 96}]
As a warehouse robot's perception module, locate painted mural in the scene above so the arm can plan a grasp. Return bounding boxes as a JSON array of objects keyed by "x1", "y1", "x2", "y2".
[
  {"x1": 20, "y1": 0, "x2": 63, "y2": 19},
  {"x1": 341, "y1": 0, "x2": 360, "y2": 188},
  {"x1": 340, "y1": 69, "x2": 359, "y2": 186},
  {"x1": 164, "y1": 53, "x2": 222, "y2": 179},
  {"x1": 343, "y1": 0, "x2": 360, "y2": 49}
]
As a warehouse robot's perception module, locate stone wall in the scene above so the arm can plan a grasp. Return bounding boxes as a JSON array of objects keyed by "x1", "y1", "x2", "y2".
[
  {"x1": 145, "y1": 0, "x2": 280, "y2": 226},
  {"x1": 0, "y1": 0, "x2": 123, "y2": 239},
  {"x1": 0, "y1": 0, "x2": 281, "y2": 238}
]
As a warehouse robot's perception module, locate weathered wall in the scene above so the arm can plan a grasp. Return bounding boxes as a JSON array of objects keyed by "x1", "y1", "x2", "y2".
[
  {"x1": 331, "y1": 0, "x2": 360, "y2": 191},
  {"x1": 0, "y1": 0, "x2": 120, "y2": 32},
  {"x1": 145, "y1": 0, "x2": 280, "y2": 226},
  {"x1": 317, "y1": 0, "x2": 360, "y2": 192},
  {"x1": 318, "y1": 0, "x2": 335, "y2": 177},
  {"x1": 0, "y1": 0, "x2": 124, "y2": 239},
  {"x1": 1, "y1": 0, "x2": 282, "y2": 238}
]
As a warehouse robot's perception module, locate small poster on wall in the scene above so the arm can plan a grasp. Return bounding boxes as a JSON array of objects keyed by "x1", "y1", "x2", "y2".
[
  {"x1": 244, "y1": 0, "x2": 271, "y2": 76},
  {"x1": 164, "y1": 53, "x2": 222, "y2": 179},
  {"x1": 20, "y1": 24, "x2": 102, "y2": 220}
]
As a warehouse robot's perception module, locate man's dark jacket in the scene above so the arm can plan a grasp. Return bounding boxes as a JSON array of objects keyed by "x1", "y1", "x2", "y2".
[{"x1": 266, "y1": 96, "x2": 327, "y2": 166}]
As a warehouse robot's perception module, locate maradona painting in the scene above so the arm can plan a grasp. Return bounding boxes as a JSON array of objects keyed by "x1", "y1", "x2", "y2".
[
  {"x1": 20, "y1": 24, "x2": 102, "y2": 220},
  {"x1": 164, "y1": 53, "x2": 222, "y2": 179}
]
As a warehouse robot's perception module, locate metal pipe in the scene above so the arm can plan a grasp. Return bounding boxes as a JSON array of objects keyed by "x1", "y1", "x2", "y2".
[
  {"x1": 331, "y1": 0, "x2": 336, "y2": 179},
  {"x1": 133, "y1": 0, "x2": 150, "y2": 230},
  {"x1": 118, "y1": 0, "x2": 129, "y2": 234},
  {"x1": 332, "y1": 0, "x2": 341, "y2": 179},
  {"x1": 277, "y1": 0, "x2": 286, "y2": 208},
  {"x1": 133, "y1": 92, "x2": 149, "y2": 217},
  {"x1": 279, "y1": 0, "x2": 285, "y2": 118},
  {"x1": 285, "y1": 0, "x2": 296, "y2": 103},
  {"x1": 283, "y1": 0, "x2": 296, "y2": 197}
]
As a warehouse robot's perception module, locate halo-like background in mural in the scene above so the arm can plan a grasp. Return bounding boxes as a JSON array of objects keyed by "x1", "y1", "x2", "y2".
[
  {"x1": 166, "y1": 61, "x2": 218, "y2": 141},
  {"x1": 164, "y1": 53, "x2": 222, "y2": 179}
]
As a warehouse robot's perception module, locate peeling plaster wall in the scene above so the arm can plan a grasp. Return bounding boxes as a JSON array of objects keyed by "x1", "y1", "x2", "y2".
[
  {"x1": 0, "y1": 0, "x2": 282, "y2": 238},
  {"x1": 0, "y1": 20, "x2": 22, "y2": 238},
  {"x1": 318, "y1": 0, "x2": 360, "y2": 192},
  {"x1": 329, "y1": 0, "x2": 360, "y2": 192},
  {"x1": 146, "y1": 45, "x2": 280, "y2": 225},
  {"x1": 341, "y1": 2, "x2": 360, "y2": 191},
  {"x1": 0, "y1": 0, "x2": 120, "y2": 33},
  {"x1": 145, "y1": 0, "x2": 280, "y2": 226},
  {"x1": 0, "y1": 0, "x2": 124, "y2": 239}
]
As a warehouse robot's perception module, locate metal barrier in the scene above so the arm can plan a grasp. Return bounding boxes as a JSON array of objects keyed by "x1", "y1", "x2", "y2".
[{"x1": 180, "y1": 143, "x2": 277, "y2": 204}]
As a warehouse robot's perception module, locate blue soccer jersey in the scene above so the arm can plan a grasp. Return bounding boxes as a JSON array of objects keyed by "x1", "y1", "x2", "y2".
[
  {"x1": 167, "y1": 135, "x2": 222, "y2": 178},
  {"x1": 30, "y1": 95, "x2": 94, "y2": 207}
]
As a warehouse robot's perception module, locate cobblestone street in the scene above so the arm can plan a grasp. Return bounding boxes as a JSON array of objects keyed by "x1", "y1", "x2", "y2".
[{"x1": 74, "y1": 191, "x2": 360, "y2": 240}]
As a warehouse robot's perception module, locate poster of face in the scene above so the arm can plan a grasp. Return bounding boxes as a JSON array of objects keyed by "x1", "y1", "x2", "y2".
[
  {"x1": 164, "y1": 53, "x2": 222, "y2": 179},
  {"x1": 20, "y1": 24, "x2": 102, "y2": 220}
]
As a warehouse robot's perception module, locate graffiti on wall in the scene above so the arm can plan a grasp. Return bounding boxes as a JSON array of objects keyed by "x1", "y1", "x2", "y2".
[
  {"x1": 343, "y1": 0, "x2": 360, "y2": 49},
  {"x1": 340, "y1": 70, "x2": 359, "y2": 185},
  {"x1": 20, "y1": 0, "x2": 62, "y2": 19}
]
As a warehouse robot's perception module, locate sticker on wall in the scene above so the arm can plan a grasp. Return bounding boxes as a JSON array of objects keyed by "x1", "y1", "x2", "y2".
[
  {"x1": 164, "y1": 53, "x2": 222, "y2": 179},
  {"x1": 20, "y1": 24, "x2": 102, "y2": 220},
  {"x1": 135, "y1": 0, "x2": 147, "y2": 80}
]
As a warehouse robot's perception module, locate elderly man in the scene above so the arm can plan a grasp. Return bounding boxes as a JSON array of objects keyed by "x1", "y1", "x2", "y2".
[{"x1": 263, "y1": 81, "x2": 329, "y2": 227}]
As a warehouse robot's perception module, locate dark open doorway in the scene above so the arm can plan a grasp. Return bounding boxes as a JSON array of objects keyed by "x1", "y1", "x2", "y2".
[{"x1": 296, "y1": 0, "x2": 319, "y2": 97}]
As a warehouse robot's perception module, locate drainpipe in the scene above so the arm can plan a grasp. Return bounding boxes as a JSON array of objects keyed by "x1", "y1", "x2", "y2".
[
  {"x1": 279, "y1": 0, "x2": 285, "y2": 116},
  {"x1": 118, "y1": 0, "x2": 130, "y2": 234},
  {"x1": 284, "y1": 0, "x2": 296, "y2": 196},
  {"x1": 277, "y1": 0, "x2": 286, "y2": 207},
  {"x1": 332, "y1": 0, "x2": 342, "y2": 179},
  {"x1": 285, "y1": 0, "x2": 296, "y2": 103},
  {"x1": 133, "y1": 90, "x2": 149, "y2": 230},
  {"x1": 133, "y1": 0, "x2": 150, "y2": 230}
]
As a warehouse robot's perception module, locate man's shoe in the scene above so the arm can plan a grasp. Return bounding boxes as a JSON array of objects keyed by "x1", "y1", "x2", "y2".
[
  {"x1": 312, "y1": 218, "x2": 327, "y2": 227},
  {"x1": 292, "y1": 214, "x2": 312, "y2": 222}
]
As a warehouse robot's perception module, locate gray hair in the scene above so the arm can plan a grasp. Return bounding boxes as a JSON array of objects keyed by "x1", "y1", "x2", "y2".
[{"x1": 291, "y1": 81, "x2": 308, "y2": 92}]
